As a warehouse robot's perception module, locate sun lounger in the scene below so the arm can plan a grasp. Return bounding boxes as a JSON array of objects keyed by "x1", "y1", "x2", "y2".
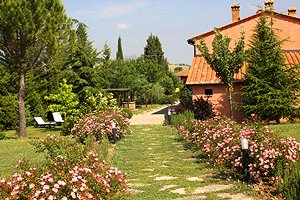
[
  {"x1": 34, "y1": 117, "x2": 56, "y2": 128},
  {"x1": 52, "y1": 112, "x2": 64, "y2": 125}
]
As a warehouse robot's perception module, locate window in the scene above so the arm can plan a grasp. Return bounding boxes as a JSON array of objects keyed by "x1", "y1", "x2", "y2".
[{"x1": 205, "y1": 89, "x2": 213, "y2": 96}]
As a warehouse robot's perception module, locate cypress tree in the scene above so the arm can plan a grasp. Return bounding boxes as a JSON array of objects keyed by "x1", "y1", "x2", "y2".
[
  {"x1": 116, "y1": 36, "x2": 124, "y2": 60},
  {"x1": 242, "y1": 15, "x2": 300, "y2": 123}
]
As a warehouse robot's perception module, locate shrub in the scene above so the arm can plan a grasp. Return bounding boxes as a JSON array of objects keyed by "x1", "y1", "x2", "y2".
[
  {"x1": 71, "y1": 109, "x2": 130, "y2": 143},
  {"x1": 178, "y1": 117, "x2": 300, "y2": 184},
  {"x1": 0, "y1": 132, "x2": 6, "y2": 140},
  {"x1": 122, "y1": 108, "x2": 133, "y2": 119},
  {"x1": 0, "y1": 94, "x2": 18, "y2": 131},
  {"x1": 176, "y1": 96, "x2": 215, "y2": 121},
  {"x1": 171, "y1": 110, "x2": 194, "y2": 130},
  {"x1": 61, "y1": 115, "x2": 82, "y2": 136},
  {"x1": 179, "y1": 85, "x2": 192, "y2": 104},
  {"x1": 193, "y1": 97, "x2": 215, "y2": 120}
]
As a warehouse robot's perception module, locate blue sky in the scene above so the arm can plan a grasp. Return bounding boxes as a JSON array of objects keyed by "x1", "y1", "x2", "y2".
[{"x1": 62, "y1": 0, "x2": 300, "y2": 64}]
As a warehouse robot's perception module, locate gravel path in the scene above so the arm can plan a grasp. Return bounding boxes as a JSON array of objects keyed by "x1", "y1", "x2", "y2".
[{"x1": 130, "y1": 106, "x2": 169, "y2": 125}]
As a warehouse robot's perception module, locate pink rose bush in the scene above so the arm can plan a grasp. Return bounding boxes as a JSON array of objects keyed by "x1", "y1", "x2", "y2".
[
  {"x1": 178, "y1": 117, "x2": 300, "y2": 184},
  {"x1": 0, "y1": 134, "x2": 128, "y2": 199},
  {"x1": 71, "y1": 109, "x2": 130, "y2": 143}
]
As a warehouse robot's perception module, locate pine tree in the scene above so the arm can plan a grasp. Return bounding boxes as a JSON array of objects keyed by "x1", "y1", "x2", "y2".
[
  {"x1": 116, "y1": 36, "x2": 124, "y2": 60},
  {"x1": 197, "y1": 29, "x2": 246, "y2": 118},
  {"x1": 242, "y1": 15, "x2": 300, "y2": 123},
  {"x1": 0, "y1": 0, "x2": 72, "y2": 137},
  {"x1": 144, "y1": 33, "x2": 165, "y2": 66}
]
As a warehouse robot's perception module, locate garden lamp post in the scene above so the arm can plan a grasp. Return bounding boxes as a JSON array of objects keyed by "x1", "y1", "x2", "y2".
[
  {"x1": 241, "y1": 138, "x2": 250, "y2": 182},
  {"x1": 112, "y1": 121, "x2": 116, "y2": 144},
  {"x1": 168, "y1": 108, "x2": 171, "y2": 125}
]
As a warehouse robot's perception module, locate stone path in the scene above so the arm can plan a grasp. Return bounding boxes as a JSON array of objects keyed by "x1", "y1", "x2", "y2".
[
  {"x1": 130, "y1": 106, "x2": 168, "y2": 125},
  {"x1": 113, "y1": 113, "x2": 254, "y2": 200}
]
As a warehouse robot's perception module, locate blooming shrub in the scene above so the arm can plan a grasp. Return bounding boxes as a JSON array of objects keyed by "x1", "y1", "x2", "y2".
[
  {"x1": 0, "y1": 134, "x2": 127, "y2": 199},
  {"x1": 178, "y1": 117, "x2": 300, "y2": 184},
  {"x1": 71, "y1": 109, "x2": 130, "y2": 143}
]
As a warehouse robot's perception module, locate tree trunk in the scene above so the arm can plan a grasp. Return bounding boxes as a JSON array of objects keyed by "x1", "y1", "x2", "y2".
[
  {"x1": 18, "y1": 69, "x2": 27, "y2": 138},
  {"x1": 227, "y1": 85, "x2": 234, "y2": 119}
]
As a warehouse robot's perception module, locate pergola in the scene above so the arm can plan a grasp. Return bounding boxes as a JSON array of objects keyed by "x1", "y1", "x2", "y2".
[{"x1": 103, "y1": 88, "x2": 135, "y2": 109}]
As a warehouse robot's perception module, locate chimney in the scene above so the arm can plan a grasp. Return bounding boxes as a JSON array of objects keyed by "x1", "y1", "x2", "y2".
[
  {"x1": 288, "y1": 7, "x2": 297, "y2": 17},
  {"x1": 231, "y1": 3, "x2": 240, "y2": 22},
  {"x1": 265, "y1": 0, "x2": 274, "y2": 11}
]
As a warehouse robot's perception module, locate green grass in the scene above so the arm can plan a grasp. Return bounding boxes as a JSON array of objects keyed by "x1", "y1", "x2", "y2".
[
  {"x1": 112, "y1": 125, "x2": 253, "y2": 200},
  {"x1": 132, "y1": 104, "x2": 166, "y2": 115},
  {"x1": 270, "y1": 122, "x2": 300, "y2": 141},
  {"x1": 0, "y1": 126, "x2": 61, "y2": 177}
]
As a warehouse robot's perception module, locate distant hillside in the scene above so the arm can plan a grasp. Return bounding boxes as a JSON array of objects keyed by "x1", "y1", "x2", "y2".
[{"x1": 168, "y1": 64, "x2": 190, "y2": 73}]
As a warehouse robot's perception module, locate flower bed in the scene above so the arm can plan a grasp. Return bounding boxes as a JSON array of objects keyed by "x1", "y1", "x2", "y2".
[
  {"x1": 178, "y1": 117, "x2": 300, "y2": 184},
  {"x1": 0, "y1": 109, "x2": 130, "y2": 199},
  {"x1": 0, "y1": 134, "x2": 127, "y2": 199},
  {"x1": 71, "y1": 109, "x2": 130, "y2": 143}
]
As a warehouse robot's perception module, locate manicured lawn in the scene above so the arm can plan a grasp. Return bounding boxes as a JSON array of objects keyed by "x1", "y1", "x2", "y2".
[
  {"x1": 0, "y1": 126, "x2": 61, "y2": 178},
  {"x1": 270, "y1": 122, "x2": 300, "y2": 141},
  {"x1": 112, "y1": 125, "x2": 253, "y2": 200},
  {"x1": 132, "y1": 104, "x2": 167, "y2": 115}
]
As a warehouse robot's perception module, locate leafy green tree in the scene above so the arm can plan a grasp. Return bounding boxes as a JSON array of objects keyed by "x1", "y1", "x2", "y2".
[
  {"x1": 44, "y1": 79, "x2": 79, "y2": 117},
  {"x1": 144, "y1": 33, "x2": 165, "y2": 66},
  {"x1": 197, "y1": 29, "x2": 246, "y2": 118},
  {"x1": 116, "y1": 36, "x2": 124, "y2": 60},
  {"x1": 0, "y1": 0, "x2": 72, "y2": 137},
  {"x1": 242, "y1": 15, "x2": 300, "y2": 123}
]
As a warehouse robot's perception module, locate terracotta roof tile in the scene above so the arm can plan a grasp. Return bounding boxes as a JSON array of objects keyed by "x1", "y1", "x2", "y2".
[
  {"x1": 175, "y1": 69, "x2": 189, "y2": 77},
  {"x1": 186, "y1": 51, "x2": 300, "y2": 85}
]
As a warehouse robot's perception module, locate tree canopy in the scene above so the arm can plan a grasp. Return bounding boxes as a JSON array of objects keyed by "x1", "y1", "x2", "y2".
[
  {"x1": 144, "y1": 33, "x2": 165, "y2": 66},
  {"x1": 197, "y1": 29, "x2": 246, "y2": 118},
  {"x1": 0, "y1": 0, "x2": 72, "y2": 137},
  {"x1": 242, "y1": 15, "x2": 300, "y2": 123}
]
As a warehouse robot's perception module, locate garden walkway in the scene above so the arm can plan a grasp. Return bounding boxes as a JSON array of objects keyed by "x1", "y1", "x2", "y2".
[
  {"x1": 130, "y1": 106, "x2": 169, "y2": 125},
  {"x1": 112, "y1": 123, "x2": 254, "y2": 200}
]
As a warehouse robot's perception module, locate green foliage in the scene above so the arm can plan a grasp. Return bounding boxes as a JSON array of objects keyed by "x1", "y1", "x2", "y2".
[
  {"x1": 197, "y1": 29, "x2": 246, "y2": 118},
  {"x1": 60, "y1": 115, "x2": 81, "y2": 136},
  {"x1": 44, "y1": 79, "x2": 79, "y2": 117},
  {"x1": 0, "y1": 0, "x2": 73, "y2": 137},
  {"x1": 122, "y1": 108, "x2": 133, "y2": 119},
  {"x1": 116, "y1": 36, "x2": 124, "y2": 60},
  {"x1": 79, "y1": 89, "x2": 116, "y2": 114},
  {"x1": 64, "y1": 21, "x2": 100, "y2": 94},
  {"x1": 171, "y1": 110, "x2": 194, "y2": 130},
  {"x1": 0, "y1": 94, "x2": 18, "y2": 131},
  {"x1": 144, "y1": 33, "x2": 165, "y2": 66},
  {"x1": 0, "y1": 132, "x2": 7, "y2": 140},
  {"x1": 179, "y1": 85, "x2": 192, "y2": 104},
  {"x1": 242, "y1": 15, "x2": 300, "y2": 122}
]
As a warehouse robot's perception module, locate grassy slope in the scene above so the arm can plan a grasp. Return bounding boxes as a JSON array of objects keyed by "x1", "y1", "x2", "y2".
[
  {"x1": 0, "y1": 127, "x2": 61, "y2": 177},
  {"x1": 270, "y1": 122, "x2": 300, "y2": 141},
  {"x1": 112, "y1": 125, "x2": 253, "y2": 200}
]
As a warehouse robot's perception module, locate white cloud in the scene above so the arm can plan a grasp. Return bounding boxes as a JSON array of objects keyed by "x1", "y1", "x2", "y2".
[
  {"x1": 117, "y1": 23, "x2": 132, "y2": 30},
  {"x1": 94, "y1": 0, "x2": 150, "y2": 18}
]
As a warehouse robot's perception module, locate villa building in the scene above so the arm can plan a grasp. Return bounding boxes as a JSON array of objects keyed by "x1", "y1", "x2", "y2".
[{"x1": 185, "y1": 0, "x2": 300, "y2": 121}]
